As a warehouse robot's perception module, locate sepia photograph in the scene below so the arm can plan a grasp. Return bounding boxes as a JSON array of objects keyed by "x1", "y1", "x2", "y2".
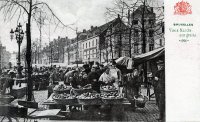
[{"x1": 0, "y1": 0, "x2": 164, "y2": 121}]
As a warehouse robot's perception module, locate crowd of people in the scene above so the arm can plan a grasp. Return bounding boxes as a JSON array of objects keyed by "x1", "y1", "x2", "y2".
[
  {"x1": 0, "y1": 59, "x2": 165, "y2": 121},
  {"x1": 47, "y1": 61, "x2": 125, "y2": 97}
]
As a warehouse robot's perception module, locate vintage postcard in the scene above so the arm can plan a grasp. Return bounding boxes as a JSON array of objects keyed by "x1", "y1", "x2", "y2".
[{"x1": 0, "y1": 0, "x2": 198, "y2": 122}]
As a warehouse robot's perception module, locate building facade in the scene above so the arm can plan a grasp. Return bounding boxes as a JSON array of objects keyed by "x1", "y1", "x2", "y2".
[
  {"x1": 0, "y1": 41, "x2": 11, "y2": 69},
  {"x1": 130, "y1": 5, "x2": 164, "y2": 56},
  {"x1": 9, "y1": 52, "x2": 17, "y2": 68}
]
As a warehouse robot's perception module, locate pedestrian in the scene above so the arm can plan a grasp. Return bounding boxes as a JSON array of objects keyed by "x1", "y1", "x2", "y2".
[
  {"x1": 87, "y1": 65, "x2": 101, "y2": 93},
  {"x1": 98, "y1": 66, "x2": 115, "y2": 85},
  {"x1": 79, "y1": 71, "x2": 89, "y2": 87},
  {"x1": 64, "y1": 70, "x2": 78, "y2": 86},
  {"x1": 0, "y1": 72, "x2": 9, "y2": 94},
  {"x1": 109, "y1": 60, "x2": 122, "y2": 94},
  {"x1": 82, "y1": 64, "x2": 91, "y2": 75},
  {"x1": 154, "y1": 60, "x2": 165, "y2": 121},
  {"x1": 126, "y1": 68, "x2": 140, "y2": 111},
  {"x1": 47, "y1": 68, "x2": 59, "y2": 98}
]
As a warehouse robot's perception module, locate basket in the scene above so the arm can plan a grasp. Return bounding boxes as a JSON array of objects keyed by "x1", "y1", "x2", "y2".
[
  {"x1": 100, "y1": 89, "x2": 118, "y2": 94},
  {"x1": 72, "y1": 88, "x2": 93, "y2": 96},
  {"x1": 78, "y1": 98, "x2": 100, "y2": 105},
  {"x1": 101, "y1": 97, "x2": 123, "y2": 104},
  {"x1": 52, "y1": 95, "x2": 77, "y2": 105},
  {"x1": 134, "y1": 95, "x2": 148, "y2": 108},
  {"x1": 0, "y1": 95, "x2": 15, "y2": 104},
  {"x1": 53, "y1": 88, "x2": 71, "y2": 94}
]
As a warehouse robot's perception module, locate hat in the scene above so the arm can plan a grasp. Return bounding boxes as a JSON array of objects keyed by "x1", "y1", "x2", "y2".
[
  {"x1": 110, "y1": 60, "x2": 116, "y2": 65},
  {"x1": 156, "y1": 60, "x2": 164, "y2": 65}
]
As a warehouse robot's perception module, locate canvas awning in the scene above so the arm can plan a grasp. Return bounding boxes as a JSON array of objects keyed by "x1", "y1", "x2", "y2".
[{"x1": 133, "y1": 47, "x2": 164, "y2": 65}]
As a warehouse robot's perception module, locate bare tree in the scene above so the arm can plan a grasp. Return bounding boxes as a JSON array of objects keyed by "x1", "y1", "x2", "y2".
[
  {"x1": 105, "y1": 0, "x2": 164, "y2": 57},
  {"x1": 0, "y1": 0, "x2": 74, "y2": 101},
  {"x1": 105, "y1": 0, "x2": 164, "y2": 85}
]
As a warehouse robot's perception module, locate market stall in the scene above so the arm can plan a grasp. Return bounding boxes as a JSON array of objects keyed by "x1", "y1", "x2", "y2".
[
  {"x1": 133, "y1": 47, "x2": 164, "y2": 65},
  {"x1": 42, "y1": 83, "x2": 131, "y2": 119},
  {"x1": 132, "y1": 47, "x2": 165, "y2": 100}
]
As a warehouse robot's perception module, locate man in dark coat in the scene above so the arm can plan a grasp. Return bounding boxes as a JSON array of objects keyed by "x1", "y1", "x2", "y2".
[
  {"x1": 87, "y1": 66, "x2": 101, "y2": 93},
  {"x1": 154, "y1": 60, "x2": 165, "y2": 121}
]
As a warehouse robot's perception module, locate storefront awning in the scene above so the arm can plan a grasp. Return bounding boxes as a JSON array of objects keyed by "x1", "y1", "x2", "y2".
[{"x1": 133, "y1": 47, "x2": 164, "y2": 64}]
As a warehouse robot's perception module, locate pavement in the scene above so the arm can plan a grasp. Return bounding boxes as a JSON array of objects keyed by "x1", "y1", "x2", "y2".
[
  {"x1": 32, "y1": 87, "x2": 160, "y2": 122},
  {"x1": 1, "y1": 87, "x2": 160, "y2": 122}
]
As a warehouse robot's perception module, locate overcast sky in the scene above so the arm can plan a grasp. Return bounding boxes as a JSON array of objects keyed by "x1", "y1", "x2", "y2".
[{"x1": 0, "y1": 0, "x2": 163, "y2": 52}]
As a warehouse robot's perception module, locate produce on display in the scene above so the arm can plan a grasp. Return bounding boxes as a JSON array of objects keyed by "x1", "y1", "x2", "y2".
[
  {"x1": 100, "y1": 92, "x2": 123, "y2": 99},
  {"x1": 81, "y1": 84, "x2": 92, "y2": 89},
  {"x1": 72, "y1": 84, "x2": 93, "y2": 95},
  {"x1": 52, "y1": 93, "x2": 75, "y2": 100},
  {"x1": 53, "y1": 84, "x2": 71, "y2": 94},
  {"x1": 53, "y1": 84, "x2": 71, "y2": 91},
  {"x1": 77, "y1": 92, "x2": 100, "y2": 99},
  {"x1": 101, "y1": 85, "x2": 117, "y2": 91}
]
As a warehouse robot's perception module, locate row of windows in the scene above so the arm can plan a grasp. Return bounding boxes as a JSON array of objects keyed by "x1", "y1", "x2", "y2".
[
  {"x1": 133, "y1": 29, "x2": 154, "y2": 37},
  {"x1": 82, "y1": 39, "x2": 98, "y2": 49},
  {"x1": 133, "y1": 39, "x2": 163, "y2": 53},
  {"x1": 83, "y1": 54, "x2": 97, "y2": 59},
  {"x1": 83, "y1": 49, "x2": 97, "y2": 55},
  {"x1": 133, "y1": 19, "x2": 154, "y2": 25}
]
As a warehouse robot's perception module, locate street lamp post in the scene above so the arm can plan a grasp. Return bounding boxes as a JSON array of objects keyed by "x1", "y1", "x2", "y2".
[{"x1": 10, "y1": 23, "x2": 24, "y2": 78}]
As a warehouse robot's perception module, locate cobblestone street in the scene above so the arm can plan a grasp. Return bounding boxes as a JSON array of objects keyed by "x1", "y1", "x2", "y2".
[{"x1": 32, "y1": 87, "x2": 159, "y2": 122}]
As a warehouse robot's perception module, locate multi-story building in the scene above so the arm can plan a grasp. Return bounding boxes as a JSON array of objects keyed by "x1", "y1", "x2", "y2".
[
  {"x1": 0, "y1": 41, "x2": 11, "y2": 69},
  {"x1": 82, "y1": 26, "x2": 99, "y2": 63},
  {"x1": 9, "y1": 51, "x2": 17, "y2": 68},
  {"x1": 81, "y1": 16, "x2": 129, "y2": 64},
  {"x1": 130, "y1": 5, "x2": 164, "y2": 73},
  {"x1": 64, "y1": 31, "x2": 87, "y2": 65},
  {"x1": 99, "y1": 17, "x2": 129, "y2": 63},
  {"x1": 154, "y1": 21, "x2": 165, "y2": 49},
  {"x1": 130, "y1": 5, "x2": 164, "y2": 56}
]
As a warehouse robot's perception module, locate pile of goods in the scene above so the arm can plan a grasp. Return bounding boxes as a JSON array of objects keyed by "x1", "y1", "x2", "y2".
[
  {"x1": 77, "y1": 92, "x2": 100, "y2": 105},
  {"x1": 79, "y1": 84, "x2": 92, "y2": 90},
  {"x1": 0, "y1": 94, "x2": 15, "y2": 104},
  {"x1": 100, "y1": 92, "x2": 124, "y2": 104},
  {"x1": 51, "y1": 84, "x2": 125, "y2": 105},
  {"x1": 53, "y1": 93, "x2": 76, "y2": 99},
  {"x1": 100, "y1": 92, "x2": 122, "y2": 99},
  {"x1": 100, "y1": 85, "x2": 118, "y2": 93},
  {"x1": 101, "y1": 85, "x2": 117, "y2": 91},
  {"x1": 77, "y1": 92, "x2": 100, "y2": 99},
  {"x1": 72, "y1": 84, "x2": 93, "y2": 95},
  {"x1": 53, "y1": 84, "x2": 71, "y2": 94},
  {"x1": 52, "y1": 93, "x2": 77, "y2": 105}
]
